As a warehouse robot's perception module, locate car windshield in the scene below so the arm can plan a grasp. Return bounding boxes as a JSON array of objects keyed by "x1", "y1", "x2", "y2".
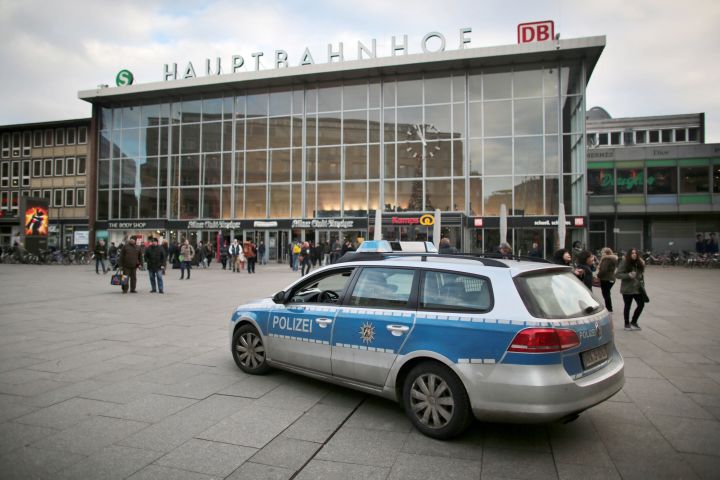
[{"x1": 515, "y1": 270, "x2": 601, "y2": 319}]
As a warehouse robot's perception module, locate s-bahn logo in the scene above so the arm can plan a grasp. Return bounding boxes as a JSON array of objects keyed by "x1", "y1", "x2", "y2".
[
  {"x1": 116, "y1": 69, "x2": 134, "y2": 87},
  {"x1": 419, "y1": 214, "x2": 435, "y2": 226}
]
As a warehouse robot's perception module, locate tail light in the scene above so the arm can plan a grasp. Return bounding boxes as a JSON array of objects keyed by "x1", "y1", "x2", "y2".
[{"x1": 508, "y1": 328, "x2": 580, "y2": 353}]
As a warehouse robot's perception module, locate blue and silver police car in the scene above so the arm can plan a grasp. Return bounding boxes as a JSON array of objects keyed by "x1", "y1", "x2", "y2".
[{"x1": 229, "y1": 241, "x2": 624, "y2": 439}]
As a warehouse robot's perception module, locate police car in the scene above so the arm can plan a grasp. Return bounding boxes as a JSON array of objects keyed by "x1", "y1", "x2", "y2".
[{"x1": 229, "y1": 241, "x2": 624, "y2": 439}]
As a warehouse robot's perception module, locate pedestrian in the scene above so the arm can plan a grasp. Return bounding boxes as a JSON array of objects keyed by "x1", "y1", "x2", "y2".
[
  {"x1": 118, "y1": 236, "x2": 142, "y2": 294},
  {"x1": 597, "y1": 247, "x2": 619, "y2": 312},
  {"x1": 258, "y1": 241, "x2": 266, "y2": 265},
  {"x1": 552, "y1": 248, "x2": 572, "y2": 266},
  {"x1": 108, "y1": 241, "x2": 118, "y2": 269},
  {"x1": 330, "y1": 239, "x2": 341, "y2": 264},
  {"x1": 220, "y1": 241, "x2": 229, "y2": 270},
  {"x1": 300, "y1": 241, "x2": 312, "y2": 276},
  {"x1": 228, "y1": 239, "x2": 240, "y2": 272},
  {"x1": 615, "y1": 248, "x2": 646, "y2": 331},
  {"x1": 571, "y1": 240, "x2": 583, "y2": 265},
  {"x1": 438, "y1": 237, "x2": 458, "y2": 254},
  {"x1": 707, "y1": 232, "x2": 719, "y2": 254},
  {"x1": 575, "y1": 250, "x2": 595, "y2": 290},
  {"x1": 291, "y1": 241, "x2": 301, "y2": 271},
  {"x1": 144, "y1": 237, "x2": 167, "y2": 294},
  {"x1": 323, "y1": 241, "x2": 331, "y2": 265},
  {"x1": 528, "y1": 242, "x2": 542, "y2": 258},
  {"x1": 94, "y1": 239, "x2": 108, "y2": 274},
  {"x1": 497, "y1": 242, "x2": 512, "y2": 258},
  {"x1": 179, "y1": 239, "x2": 195, "y2": 280},
  {"x1": 195, "y1": 241, "x2": 207, "y2": 268},
  {"x1": 245, "y1": 241, "x2": 257, "y2": 274},
  {"x1": 206, "y1": 242, "x2": 214, "y2": 268}
]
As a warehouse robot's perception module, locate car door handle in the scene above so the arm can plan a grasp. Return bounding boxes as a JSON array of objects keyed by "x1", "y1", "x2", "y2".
[
  {"x1": 387, "y1": 325, "x2": 410, "y2": 336},
  {"x1": 315, "y1": 318, "x2": 333, "y2": 328}
]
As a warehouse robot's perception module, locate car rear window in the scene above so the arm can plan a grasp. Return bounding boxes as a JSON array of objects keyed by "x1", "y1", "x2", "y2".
[
  {"x1": 514, "y1": 270, "x2": 601, "y2": 319},
  {"x1": 420, "y1": 271, "x2": 492, "y2": 312}
]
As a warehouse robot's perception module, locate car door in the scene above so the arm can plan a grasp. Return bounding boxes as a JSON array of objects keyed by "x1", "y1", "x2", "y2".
[
  {"x1": 331, "y1": 267, "x2": 417, "y2": 387},
  {"x1": 268, "y1": 267, "x2": 356, "y2": 375}
]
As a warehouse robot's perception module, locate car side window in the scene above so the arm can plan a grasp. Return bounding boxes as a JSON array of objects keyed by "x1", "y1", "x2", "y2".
[
  {"x1": 289, "y1": 268, "x2": 355, "y2": 304},
  {"x1": 420, "y1": 271, "x2": 492, "y2": 312},
  {"x1": 349, "y1": 267, "x2": 415, "y2": 309}
]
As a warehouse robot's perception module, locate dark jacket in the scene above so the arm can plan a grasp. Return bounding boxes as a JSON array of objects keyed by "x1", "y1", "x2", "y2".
[
  {"x1": 144, "y1": 245, "x2": 167, "y2": 272},
  {"x1": 615, "y1": 258, "x2": 645, "y2": 295},
  {"x1": 438, "y1": 245, "x2": 459, "y2": 254},
  {"x1": 94, "y1": 242, "x2": 107, "y2": 259},
  {"x1": 597, "y1": 254, "x2": 618, "y2": 282},
  {"x1": 577, "y1": 263, "x2": 594, "y2": 290},
  {"x1": 119, "y1": 241, "x2": 142, "y2": 269}
]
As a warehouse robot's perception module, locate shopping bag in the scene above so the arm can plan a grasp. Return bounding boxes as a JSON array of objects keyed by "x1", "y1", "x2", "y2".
[{"x1": 110, "y1": 271, "x2": 128, "y2": 286}]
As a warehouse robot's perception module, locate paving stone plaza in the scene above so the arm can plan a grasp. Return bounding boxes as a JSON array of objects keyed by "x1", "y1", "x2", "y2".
[{"x1": 0, "y1": 262, "x2": 719, "y2": 479}]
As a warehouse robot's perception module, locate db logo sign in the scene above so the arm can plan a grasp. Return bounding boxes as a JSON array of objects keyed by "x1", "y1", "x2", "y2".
[
  {"x1": 116, "y1": 69, "x2": 134, "y2": 87},
  {"x1": 419, "y1": 214, "x2": 435, "y2": 226},
  {"x1": 517, "y1": 21, "x2": 555, "y2": 44}
]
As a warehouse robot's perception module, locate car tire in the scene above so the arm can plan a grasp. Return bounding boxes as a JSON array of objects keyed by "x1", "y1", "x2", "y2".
[
  {"x1": 402, "y1": 361, "x2": 473, "y2": 439},
  {"x1": 232, "y1": 324, "x2": 270, "y2": 375}
]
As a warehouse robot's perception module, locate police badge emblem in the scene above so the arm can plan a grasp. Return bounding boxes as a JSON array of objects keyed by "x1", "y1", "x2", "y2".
[{"x1": 359, "y1": 322, "x2": 375, "y2": 344}]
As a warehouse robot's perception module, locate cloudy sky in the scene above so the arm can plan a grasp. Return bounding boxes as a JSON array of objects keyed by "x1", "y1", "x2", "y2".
[{"x1": 1, "y1": 0, "x2": 718, "y2": 141}]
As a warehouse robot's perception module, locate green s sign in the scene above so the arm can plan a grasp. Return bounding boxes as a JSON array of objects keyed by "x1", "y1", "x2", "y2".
[{"x1": 116, "y1": 69, "x2": 134, "y2": 87}]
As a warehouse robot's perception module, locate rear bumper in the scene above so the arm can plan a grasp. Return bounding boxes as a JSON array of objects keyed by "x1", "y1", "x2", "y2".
[{"x1": 459, "y1": 347, "x2": 624, "y2": 423}]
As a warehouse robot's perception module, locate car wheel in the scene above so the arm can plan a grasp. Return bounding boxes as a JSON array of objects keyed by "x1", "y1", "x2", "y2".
[
  {"x1": 232, "y1": 324, "x2": 270, "y2": 375},
  {"x1": 402, "y1": 361, "x2": 472, "y2": 439}
]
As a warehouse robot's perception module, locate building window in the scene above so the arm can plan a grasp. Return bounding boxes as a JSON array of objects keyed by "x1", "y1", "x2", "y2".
[
  {"x1": 33, "y1": 130, "x2": 43, "y2": 147},
  {"x1": 623, "y1": 131, "x2": 633, "y2": 145},
  {"x1": 648, "y1": 130, "x2": 659, "y2": 143},
  {"x1": 0, "y1": 161, "x2": 8, "y2": 187},
  {"x1": 714, "y1": 165, "x2": 720, "y2": 194},
  {"x1": 21, "y1": 190, "x2": 30, "y2": 197},
  {"x1": 647, "y1": 166, "x2": 677, "y2": 194},
  {"x1": 586, "y1": 133, "x2": 596, "y2": 147},
  {"x1": 66, "y1": 128, "x2": 76, "y2": 145},
  {"x1": 675, "y1": 129, "x2": 686, "y2": 142},
  {"x1": 54, "y1": 189, "x2": 63, "y2": 207},
  {"x1": 23, "y1": 132, "x2": 32, "y2": 157},
  {"x1": 688, "y1": 128, "x2": 699, "y2": 142},
  {"x1": 76, "y1": 156, "x2": 86, "y2": 175},
  {"x1": 44, "y1": 158, "x2": 53, "y2": 176},
  {"x1": 1, "y1": 133, "x2": 9, "y2": 157},
  {"x1": 65, "y1": 157, "x2": 75, "y2": 176},
  {"x1": 11, "y1": 161, "x2": 20, "y2": 184},
  {"x1": 680, "y1": 166, "x2": 709, "y2": 193},
  {"x1": 587, "y1": 168, "x2": 614, "y2": 195},
  {"x1": 78, "y1": 126, "x2": 87, "y2": 144},
  {"x1": 55, "y1": 128, "x2": 65, "y2": 146},
  {"x1": 12, "y1": 132, "x2": 21, "y2": 157},
  {"x1": 65, "y1": 189, "x2": 74, "y2": 207},
  {"x1": 33, "y1": 159, "x2": 42, "y2": 177},
  {"x1": 32, "y1": 189, "x2": 41, "y2": 197},
  {"x1": 661, "y1": 129, "x2": 672, "y2": 143},
  {"x1": 44, "y1": 129, "x2": 53, "y2": 146},
  {"x1": 76, "y1": 188, "x2": 86, "y2": 207},
  {"x1": 10, "y1": 191, "x2": 19, "y2": 210},
  {"x1": 54, "y1": 158, "x2": 64, "y2": 176},
  {"x1": 598, "y1": 132, "x2": 608, "y2": 145},
  {"x1": 22, "y1": 160, "x2": 30, "y2": 187},
  {"x1": 42, "y1": 189, "x2": 51, "y2": 200},
  {"x1": 0, "y1": 191, "x2": 7, "y2": 210},
  {"x1": 635, "y1": 130, "x2": 646, "y2": 144},
  {"x1": 610, "y1": 132, "x2": 621, "y2": 145}
]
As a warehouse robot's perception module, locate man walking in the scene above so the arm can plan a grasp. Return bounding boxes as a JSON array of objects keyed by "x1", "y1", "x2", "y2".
[
  {"x1": 145, "y1": 237, "x2": 167, "y2": 294},
  {"x1": 94, "y1": 239, "x2": 108, "y2": 274},
  {"x1": 229, "y1": 239, "x2": 240, "y2": 272},
  {"x1": 119, "y1": 236, "x2": 142, "y2": 294}
]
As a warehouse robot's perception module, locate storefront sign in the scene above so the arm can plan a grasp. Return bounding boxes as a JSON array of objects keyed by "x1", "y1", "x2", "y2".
[
  {"x1": 291, "y1": 219, "x2": 359, "y2": 229},
  {"x1": 162, "y1": 28, "x2": 473, "y2": 81},
  {"x1": 254, "y1": 221, "x2": 278, "y2": 228},
  {"x1": 469, "y1": 216, "x2": 588, "y2": 228},
  {"x1": 517, "y1": 21, "x2": 555, "y2": 44},
  {"x1": 188, "y1": 220, "x2": 243, "y2": 229},
  {"x1": 108, "y1": 220, "x2": 166, "y2": 229}
]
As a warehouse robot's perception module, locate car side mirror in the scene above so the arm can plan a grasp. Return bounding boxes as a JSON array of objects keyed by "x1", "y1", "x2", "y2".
[{"x1": 272, "y1": 291, "x2": 286, "y2": 304}]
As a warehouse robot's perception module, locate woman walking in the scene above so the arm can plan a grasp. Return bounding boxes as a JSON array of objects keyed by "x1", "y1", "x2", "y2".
[
  {"x1": 575, "y1": 250, "x2": 595, "y2": 290},
  {"x1": 615, "y1": 248, "x2": 646, "y2": 331},
  {"x1": 597, "y1": 247, "x2": 619, "y2": 312}
]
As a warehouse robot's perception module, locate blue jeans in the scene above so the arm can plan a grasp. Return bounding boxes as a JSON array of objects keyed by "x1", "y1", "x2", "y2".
[
  {"x1": 292, "y1": 254, "x2": 299, "y2": 271},
  {"x1": 95, "y1": 257, "x2": 106, "y2": 273},
  {"x1": 149, "y1": 269, "x2": 164, "y2": 292}
]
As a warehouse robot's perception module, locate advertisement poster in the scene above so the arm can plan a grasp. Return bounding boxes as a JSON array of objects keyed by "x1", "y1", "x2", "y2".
[
  {"x1": 20, "y1": 197, "x2": 50, "y2": 254},
  {"x1": 24, "y1": 205, "x2": 49, "y2": 236}
]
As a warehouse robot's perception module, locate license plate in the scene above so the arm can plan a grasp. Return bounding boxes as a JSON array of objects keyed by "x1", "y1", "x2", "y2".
[{"x1": 581, "y1": 344, "x2": 608, "y2": 370}]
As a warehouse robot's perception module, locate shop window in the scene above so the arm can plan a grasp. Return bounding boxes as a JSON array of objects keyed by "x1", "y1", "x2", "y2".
[
  {"x1": 688, "y1": 128, "x2": 699, "y2": 142},
  {"x1": 44, "y1": 129, "x2": 53, "y2": 146},
  {"x1": 65, "y1": 157, "x2": 75, "y2": 176},
  {"x1": 647, "y1": 166, "x2": 677, "y2": 194},
  {"x1": 675, "y1": 129, "x2": 686, "y2": 142},
  {"x1": 55, "y1": 129, "x2": 65, "y2": 146},
  {"x1": 54, "y1": 189, "x2": 63, "y2": 207},
  {"x1": 610, "y1": 132, "x2": 621, "y2": 145},
  {"x1": 54, "y1": 158, "x2": 64, "y2": 176},
  {"x1": 648, "y1": 130, "x2": 659, "y2": 143},
  {"x1": 32, "y1": 159, "x2": 42, "y2": 177},
  {"x1": 615, "y1": 168, "x2": 644, "y2": 194},
  {"x1": 44, "y1": 158, "x2": 53, "y2": 176},
  {"x1": 33, "y1": 130, "x2": 43, "y2": 147},
  {"x1": 680, "y1": 166, "x2": 709, "y2": 193},
  {"x1": 598, "y1": 132, "x2": 608, "y2": 145},
  {"x1": 587, "y1": 168, "x2": 614, "y2": 195},
  {"x1": 635, "y1": 130, "x2": 646, "y2": 144},
  {"x1": 76, "y1": 156, "x2": 86, "y2": 175},
  {"x1": 661, "y1": 129, "x2": 672, "y2": 143},
  {"x1": 78, "y1": 126, "x2": 87, "y2": 144}
]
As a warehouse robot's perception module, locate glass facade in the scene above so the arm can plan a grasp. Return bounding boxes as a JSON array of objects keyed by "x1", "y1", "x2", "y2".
[{"x1": 96, "y1": 63, "x2": 585, "y2": 226}]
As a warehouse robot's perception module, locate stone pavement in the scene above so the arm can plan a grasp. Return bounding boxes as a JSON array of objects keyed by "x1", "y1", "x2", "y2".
[{"x1": 0, "y1": 261, "x2": 719, "y2": 480}]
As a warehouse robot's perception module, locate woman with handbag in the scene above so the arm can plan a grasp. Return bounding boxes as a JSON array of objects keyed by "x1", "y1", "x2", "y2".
[
  {"x1": 597, "y1": 247, "x2": 619, "y2": 312},
  {"x1": 615, "y1": 248, "x2": 646, "y2": 331}
]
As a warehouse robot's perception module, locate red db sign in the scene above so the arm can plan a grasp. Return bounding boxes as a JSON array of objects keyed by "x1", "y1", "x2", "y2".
[{"x1": 517, "y1": 21, "x2": 555, "y2": 44}]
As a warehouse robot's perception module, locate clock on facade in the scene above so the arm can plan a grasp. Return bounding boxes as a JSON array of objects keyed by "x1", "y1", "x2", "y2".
[{"x1": 404, "y1": 123, "x2": 441, "y2": 158}]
